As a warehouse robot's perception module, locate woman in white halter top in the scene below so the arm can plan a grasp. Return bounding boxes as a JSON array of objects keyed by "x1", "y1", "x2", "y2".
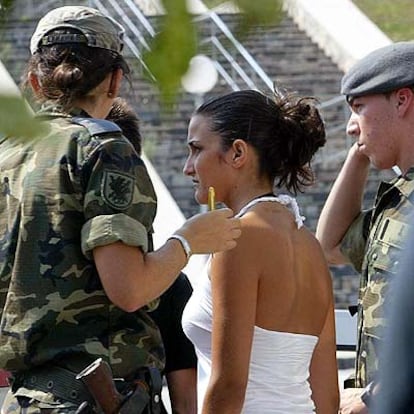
[{"x1": 181, "y1": 89, "x2": 339, "y2": 413}]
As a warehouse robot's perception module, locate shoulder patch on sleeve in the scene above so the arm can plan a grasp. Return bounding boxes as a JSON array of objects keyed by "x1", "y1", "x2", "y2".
[
  {"x1": 102, "y1": 170, "x2": 134, "y2": 210},
  {"x1": 72, "y1": 117, "x2": 122, "y2": 136}
]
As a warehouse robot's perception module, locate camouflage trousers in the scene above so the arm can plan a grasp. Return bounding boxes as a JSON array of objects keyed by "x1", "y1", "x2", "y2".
[{"x1": 1, "y1": 390, "x2": 79, "y2": 414}]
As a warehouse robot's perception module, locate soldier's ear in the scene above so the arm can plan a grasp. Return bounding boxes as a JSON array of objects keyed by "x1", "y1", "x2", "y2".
[
  {"x1": 395, "y1": 87, "x2": 413, "y2": 115},
  {"x1": 107, "y1": 69, "x2": 123, "y2": 99}
]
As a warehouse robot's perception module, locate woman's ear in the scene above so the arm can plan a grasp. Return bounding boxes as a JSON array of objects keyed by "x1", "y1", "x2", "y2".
[
  {"x1": 231, "y1": 139, "x2": 248, "y2": 167},
  {"x1": 108, "y1": 68, "x2": 123, "y2": 98}
]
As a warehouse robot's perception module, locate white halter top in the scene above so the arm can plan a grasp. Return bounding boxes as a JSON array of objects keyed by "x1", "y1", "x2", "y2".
[
  {"x1": 236, "y1": 194, "x2": 305, "y2": 229},
  {"x1": 182, "y1": 194, "x2": 317, "y2": 413}
]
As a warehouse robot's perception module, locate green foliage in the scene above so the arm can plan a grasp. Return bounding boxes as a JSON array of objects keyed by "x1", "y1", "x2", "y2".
[
  {"x1": 0, "y1": 0, "x2": 13, "y2": 25},
  {"x1": 143, "y1": 0, "x2": 197, "y2": 106},
  {"x1": 353, "y1": 0, "x2": 414, "y2": 41},
  {"x1": 143, "y1": 0, "x2": 283, "y2": 105},
  {"x1": 235, "y1": 0, "x2": 283, "y2": 30},
  {"x1": 0, "y1": 95, "x2": 47, "y2": 138},
  {"x1": 0, "y1": 0, "x2": 13, "y2": 12}
]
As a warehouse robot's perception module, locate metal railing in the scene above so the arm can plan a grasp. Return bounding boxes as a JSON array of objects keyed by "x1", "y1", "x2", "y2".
[
  {"x1": 91, "y1": 0, "x2": 350, "y2": 165},
  {"x1": 91, "y1": 0, "x2": 275, "y2": 92},
  {"x1": 314, "y1": 95, "x2": 351, "y2": 166},
  {"x1": 90, "y1": 0, "x2": 156, "y2": 80},
  {"x1": 195, "y1": 10, "x2": 274, "y2": 92}
]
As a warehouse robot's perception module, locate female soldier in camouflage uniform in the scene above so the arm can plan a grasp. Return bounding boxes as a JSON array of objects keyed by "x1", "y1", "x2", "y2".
[{"x1": 0, "y1": 6, "x2": 240, "y2": 413}]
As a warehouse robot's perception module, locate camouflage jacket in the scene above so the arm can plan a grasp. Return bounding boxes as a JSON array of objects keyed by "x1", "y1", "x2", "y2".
[
  {"x1": 0, "y1": 106, "x2": 164, "y2": 378},
  {"x1": 341, "y1": 169, "x2": 414, "y2": 387}
]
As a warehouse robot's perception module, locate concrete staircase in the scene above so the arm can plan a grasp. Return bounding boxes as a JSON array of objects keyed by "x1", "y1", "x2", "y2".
[{"x1": 0, "y1": 7, "x2": 354, "y2": 223}]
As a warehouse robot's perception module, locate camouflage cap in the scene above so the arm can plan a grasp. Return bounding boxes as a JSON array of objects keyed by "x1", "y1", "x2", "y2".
[
  {"x1": 30, "y1": 6, "x2": 125, "y2": 55},
  {"x1": 341, "y1": 41, "x2": 414, "y2": 98}
]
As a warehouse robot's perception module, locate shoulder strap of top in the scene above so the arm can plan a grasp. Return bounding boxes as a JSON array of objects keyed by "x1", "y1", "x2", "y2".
[
  {"x1": 236, "y1": 195, "x2": 305, "y2": 229},
  {"x1": 71, "y1": 116, "x2": 122, "y2": 136}
]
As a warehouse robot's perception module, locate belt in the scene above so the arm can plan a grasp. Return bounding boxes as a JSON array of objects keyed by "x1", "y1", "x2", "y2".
[
  {"x1": 11, "y1": 364, "x2": 94, "y2": 406},
  {"x1": 12, "y1": 364, "x2": 163, "y2": 413}
]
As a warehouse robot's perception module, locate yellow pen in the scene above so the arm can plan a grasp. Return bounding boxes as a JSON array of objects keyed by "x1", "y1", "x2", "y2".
[{"x1": 208, "y1": 186, "x2": 215, "y2": 211}]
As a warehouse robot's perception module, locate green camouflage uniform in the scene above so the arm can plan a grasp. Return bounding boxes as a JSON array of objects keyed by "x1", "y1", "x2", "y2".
[
  {"x1": 341, "y1": 170, "x2": 414, "y2": 388},
  {"x1": 0, "y1": 105, "x2": 164, "y2": 412}
]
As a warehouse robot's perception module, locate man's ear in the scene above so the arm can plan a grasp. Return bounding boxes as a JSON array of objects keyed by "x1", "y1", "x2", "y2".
[
  {"x1": 230, "y1": 139, "x2": 248, "y2": 167},
  {"x1": 395, "y1": 88, "x2": 414, "y2": 114},
  {"x1": 28, "y1": 72, "x2": 41, "y2": 94}
]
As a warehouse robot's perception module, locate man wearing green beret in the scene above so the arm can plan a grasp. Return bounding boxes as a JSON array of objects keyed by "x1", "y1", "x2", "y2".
[{"x1": 316, "y1": 41, "x2": 414, "y2": 413}]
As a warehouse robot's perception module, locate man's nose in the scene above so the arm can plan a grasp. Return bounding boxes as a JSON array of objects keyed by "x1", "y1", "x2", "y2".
[{"x1": 346, "y1": 117, "x2": 360, "y2": 137}]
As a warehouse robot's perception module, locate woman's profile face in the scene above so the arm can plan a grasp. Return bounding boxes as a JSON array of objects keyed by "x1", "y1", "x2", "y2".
[{"x1": 183, "y1": 114, "x2": 232, "y2": 205}]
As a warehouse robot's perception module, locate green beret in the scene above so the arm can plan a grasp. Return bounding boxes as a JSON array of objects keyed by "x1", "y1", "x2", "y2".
[{"x1": 341, "y1": 41, "x2": 414, "y2": 98}]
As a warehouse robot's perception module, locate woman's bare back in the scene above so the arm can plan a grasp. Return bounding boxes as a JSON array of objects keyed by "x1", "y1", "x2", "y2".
[{"x1": 240, "y1": 200, "x2": 333, "y2": 337}]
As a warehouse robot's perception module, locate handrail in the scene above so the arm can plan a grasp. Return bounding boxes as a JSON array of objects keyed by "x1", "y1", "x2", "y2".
[
  {"x1": 105, "y1": 0, "x2": 152, "y2": 50},
  {"x1": 314, "y1": 95, "x2": 350, "y2": 166},
  {"x1": 195, "y1": 11, "x2": 274, "y2": 92},
  {"x1": 92, "y1": 0, "x2": 350, "y2": 166},
  {"x1": 90, "y1": 0, "x2": 156, "y2": 80},
  {"x1": 122, "y1": 0, "x2": 157, "y2": 37},
  {"x1": 317, "y1": 94, "x2": 345, "y2": 109},
  {"x1": 123, "y1": 36, "x2": 157, "y2": 81},
  {"x1": 207, "y1": 36, "x2": 257, "y2": 89},
  {"x1": 213, "y1": 61, "x2": 241, "y2": 91}
]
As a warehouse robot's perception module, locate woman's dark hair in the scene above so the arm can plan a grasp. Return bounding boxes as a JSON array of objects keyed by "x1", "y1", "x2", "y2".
[
  {"x1": 22, "y1": 28, "x2": 130, "y2": 111},
  {"x1": 195, "y1": 88, "x2": 326, "y2": 194}
]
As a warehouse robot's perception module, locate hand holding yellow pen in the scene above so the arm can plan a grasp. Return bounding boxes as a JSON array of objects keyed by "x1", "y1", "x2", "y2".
[{"x1": 208, "y1": 186, "x2": 215, "y2": 211}]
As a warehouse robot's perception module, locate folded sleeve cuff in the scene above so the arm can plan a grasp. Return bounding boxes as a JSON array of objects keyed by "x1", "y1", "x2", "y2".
[{"x1": 82, "y1": 214, "x2": 149, "y2": 259}]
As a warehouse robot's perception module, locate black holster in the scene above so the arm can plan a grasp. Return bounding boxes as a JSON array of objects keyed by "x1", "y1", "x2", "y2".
[{"x1": 137, "y1": 367, "x2": 162, "y2": 414}]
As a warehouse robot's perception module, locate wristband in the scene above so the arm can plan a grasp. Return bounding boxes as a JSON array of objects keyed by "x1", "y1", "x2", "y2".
[{"x1": 168, "y1": 234, "x2": 192, "y2": 263}]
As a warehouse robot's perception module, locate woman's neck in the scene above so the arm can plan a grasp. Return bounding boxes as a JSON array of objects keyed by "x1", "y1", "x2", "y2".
[
  {"x1": 229, "y1": 188, "x2": 275, "y2": 215},
  {"x1": 74, "y1": 95, "x2": 114, "y2": 119}
]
